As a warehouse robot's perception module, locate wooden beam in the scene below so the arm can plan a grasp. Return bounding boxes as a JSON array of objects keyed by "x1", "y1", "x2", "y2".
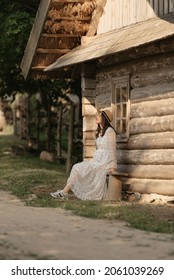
[
  {"x1": 31, "y1": 66, "x2": 46, "y2": 70},
  {"x1": 36, "y1": 48, "x2": 70, "y2": 54},
  {"x1": 51, "y1": 16, "x2": 91, "y2": 21},
  {"x1": 42, "y1": 33, "x2": 80, "y2": 38},
  {"x1": 20, "y1": 0, "x2": 52, "y2": 79},
  {"x1": 52, "y1": 0, "x2": 85, "y2": 3}
]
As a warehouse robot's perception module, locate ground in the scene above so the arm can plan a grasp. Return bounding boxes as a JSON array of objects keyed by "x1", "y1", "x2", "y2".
[{"x1": 0, "y1": 190, "x2": 174, "y2": 260}]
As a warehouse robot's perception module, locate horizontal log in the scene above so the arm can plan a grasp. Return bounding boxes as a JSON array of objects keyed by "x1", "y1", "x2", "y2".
[
  {"x1": 82, "y1": 104, "x2": 97, "y2": 116},
  {"x1": 36, "y1": 48, "x2": 70, "y2": 54},
  {"x1": 42, "y1": 33, "x2": 79, "y2": 38},
  {"x1": 117, "y1": 149, "x2": 174, "y2": 165},
  {"x1": 83, "y1": 145, "x2": 96, "y2": 158},
  {"x1": 123, "y1": 178, "x2": 174, "y2": 196},
  {"x1": 83, "y1": 139, "x2": 96, "y2": 146},
  {"x1": 131, "y1": 82, "x2": 174, "y2": 103},
  {"x1": 83, "y1": 116, "x2": 97, "y2": 131},
  {"x1": 119, "y1": 164, "x2": 174, "y2": 179},
  {"x1": 122, "y1": 132, "x2": 174, "y2": 150},
  {"x1": 131, "y1": 68, "x2": 174, "y2": 88},
  {"x1": 131, "y1": 98, "x2": 174, "y2": 118},
  {"x1": 31, "y1": 66, "x2": 46, "y2": 70},
  {"x1": 130, "y1": 115, "x2": 174, "y2": 135},
  {"x1": 52, "y1": 0, "x2": 85, "y2": 3},
  {"x1": 82, "y1": 96, "x2": 95, "y2": 104},
  {"x1": 82, "y1": 89, "x2": 96, "y2": 97},
  {"x1": 82, "y1": 77, "x2": 96, "y2": 90},
  {"x1": 83, "y1": 131, "x2": 96, "y2": 140}
]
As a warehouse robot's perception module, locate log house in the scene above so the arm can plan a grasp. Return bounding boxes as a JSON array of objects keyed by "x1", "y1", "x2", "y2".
[{"x1": 21, "y1": 0, "x2": 174, "y2": 196}]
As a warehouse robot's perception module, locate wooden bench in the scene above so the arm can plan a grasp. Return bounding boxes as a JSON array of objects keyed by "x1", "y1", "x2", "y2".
[{"x1": 106, "y1": 171, "x2": 128, "y2": 201}]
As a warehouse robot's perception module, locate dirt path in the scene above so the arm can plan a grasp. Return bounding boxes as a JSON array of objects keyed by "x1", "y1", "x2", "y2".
[{"x1": 0, "y1": 191, "x2": 173, "y2": 260}]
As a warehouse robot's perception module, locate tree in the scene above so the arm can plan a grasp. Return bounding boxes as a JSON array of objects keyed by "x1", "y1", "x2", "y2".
[{"x1": 0, "y1": 0, "x2": 40, "y2": 96}]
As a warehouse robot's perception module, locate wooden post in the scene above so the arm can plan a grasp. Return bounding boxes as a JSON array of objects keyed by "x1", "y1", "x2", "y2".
[
  {"x1": 57, "y1": 103, "x2": 63, "y2": 157},
  {"x1": 107, "y1": 175, "x2": 122, "y2": 201},
  {"x1": 106, "y1": 172, "x2": 128, "y2": 201},
  {"x1": 66, "y1": 102, "x2": 75, "y2": 173},
  {"x1": 47, "y1": 99, "x2": 51, "y2": 151}
]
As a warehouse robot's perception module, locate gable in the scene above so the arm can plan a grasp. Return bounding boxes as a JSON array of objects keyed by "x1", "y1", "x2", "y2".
[{"x1": 21, "y1": 0, "x2": 105, "y2": 80}]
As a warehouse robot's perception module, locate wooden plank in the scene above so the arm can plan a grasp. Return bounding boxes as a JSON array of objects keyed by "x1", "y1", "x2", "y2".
[
  {"x1": 124, "y1": 178, "x2": 174, "y2": 196},
  {"x1": 119, "y1": 164, "x2": 174, "y2": 180},
  {"x1": 158, "y1": 0, "x2": 164, "y2": 15},
  {"x1": 20, "y1": 0, "x2": 52, "y2": 79},
  {"x1": 52, "y1": 0, "x2": 85, "y2": 3},
  {"x1": 154, "y1": 0, "x2": 159, "y2": 14},
  {"x1": 130, "y1": 115, "x2": 174, "y2": 134},
  {"x1": 49, "y1": 16, "x2": 91, "y2": 21},
  {"x1": 107, "y1": 171, "x2": 128, "y2": 177},
  {"x1": 131, "y1": 98, "x2": 174, "y2": 118},
  {"x1": 31, "y1": 66, "x2": 46, "y2": 70},
  {"x1": 117, "y1": 149, "x2": 174, "y2": 165},
  {"x1": 169, "y1": 0, "x2": 174, "y2": 12},
  {"x1": 42, "y1": 34, "x2": 80, "y2": 38},
  {"x1": 36, "y1": 48, "x2": 70, "y2": 54},
  {"x1": 164, "y1": 0, "x2": 169, "y2": 13},
  {"x1": 148, "y1": 0, "x2": 156, "y2": 17}
]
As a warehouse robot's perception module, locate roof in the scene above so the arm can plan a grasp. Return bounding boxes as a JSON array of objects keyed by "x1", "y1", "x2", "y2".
[
  {"x1": 20, "y1": 0, "x2": 106, "y2": 80},
  {"x1": 45, "y1": 13, "x2": 174, "y2": 72}
]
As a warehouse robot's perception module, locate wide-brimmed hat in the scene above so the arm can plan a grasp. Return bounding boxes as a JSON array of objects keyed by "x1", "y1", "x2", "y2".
[{"x1": 101, "y1": 107, "x2": 113, "y2": 123}]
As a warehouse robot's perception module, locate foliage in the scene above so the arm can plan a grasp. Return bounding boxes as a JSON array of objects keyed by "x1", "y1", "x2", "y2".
[{"x1": 0, "y1": 0, "x2": 41, "y2": 96}]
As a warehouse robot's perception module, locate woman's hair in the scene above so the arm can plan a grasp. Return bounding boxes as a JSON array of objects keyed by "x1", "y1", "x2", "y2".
[{"x1": 96, "y1": 111, "x2": 115, "y2": 137}]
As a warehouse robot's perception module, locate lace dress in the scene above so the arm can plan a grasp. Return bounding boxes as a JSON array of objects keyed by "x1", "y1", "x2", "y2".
[{"x1": 67, "y1": 127, "x2": 117, "y2": 200}]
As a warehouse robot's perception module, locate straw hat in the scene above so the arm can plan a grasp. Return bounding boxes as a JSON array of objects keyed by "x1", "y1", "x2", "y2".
[{"x1": 101, "y1": 107, "x2": 113, "y2": 123}]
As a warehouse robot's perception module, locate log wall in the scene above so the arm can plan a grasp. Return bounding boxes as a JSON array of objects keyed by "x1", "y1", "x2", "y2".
[{"x1": 95, "y1": 49, "x2": 174, "y2": 195}]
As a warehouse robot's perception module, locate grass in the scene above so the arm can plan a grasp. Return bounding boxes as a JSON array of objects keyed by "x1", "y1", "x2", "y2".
[{"x1": 0, "y1": 129, "x2": 174, "y2": 234}]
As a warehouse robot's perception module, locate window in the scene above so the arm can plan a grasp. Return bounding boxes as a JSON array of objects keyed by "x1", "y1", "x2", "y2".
[{"x1": 111, "y1": 75, "x2": 130, "y2": 142}]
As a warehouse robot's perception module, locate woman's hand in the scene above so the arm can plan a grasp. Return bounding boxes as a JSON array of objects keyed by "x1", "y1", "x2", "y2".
[{"x1": 108, "y1": 167, "x2": 117, "y2": 174}]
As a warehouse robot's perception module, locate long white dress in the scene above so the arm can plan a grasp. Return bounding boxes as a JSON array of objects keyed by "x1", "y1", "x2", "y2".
[{"x1": 67, "y1": 127, "x2": 117, "y2": 200}]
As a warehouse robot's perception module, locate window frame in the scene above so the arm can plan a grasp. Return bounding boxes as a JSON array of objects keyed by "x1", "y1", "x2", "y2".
[{"x1": 111, "y1": 75, "x2": 130, "y2": 142}]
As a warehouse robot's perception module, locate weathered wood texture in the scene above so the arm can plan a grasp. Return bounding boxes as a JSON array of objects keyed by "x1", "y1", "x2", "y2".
[
  {"x1": 117, "y1": 132, "x2": 174, "y2": 150},
  {"x1": 123, "y1": 178, "x2": 174, "y2": 196},
  {"x1": 131, "y1": 83, "x2": 174, "y2": 103},
  {"x1": 97, "y1": 0, "x2": 174, "y2": 34},
  {"x1": 130, "y1": 115, "x2": 174, "y2": 135},
  {"x1": 117, "y1": 149, "x2": 174, "y2": 165},
  {"x1": 131, "y1": 98, "x2": 174, "y2": 118},
  {"x1": 95, "y1": 44, "x2": 174, "y2": 195},
  {"x1": 119, "y1": 164, "x2": 174, "y2": 180},
  {"x1": 131, "y1": 68, "x2": 174, "y2": 89},
  {"x1": 82, "y1": 62, "x2": 97, "y2": 158}
]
